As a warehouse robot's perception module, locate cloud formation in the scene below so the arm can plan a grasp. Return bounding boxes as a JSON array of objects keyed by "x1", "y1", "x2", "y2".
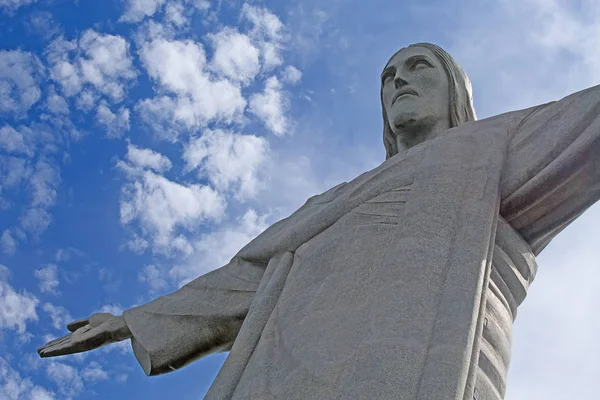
[
  {"x1": 0, "y1": 265, "x2": 38, "y2": 337},
  {"x1": 0, "y1": 50, "x2": 44, "y2": 116},
  {"x1": 34, "y1": 264, "x2": 59, "y2": 295},
  {"x1": 137, "y1": 36, "x2": 246, "y2": 137},
  {"x1": 0, "y1": 357, "x2": 54, "y2": 400},
  {"x1": 46, "y1": 30, "x2": 137, "y2": 103},
  {"x1": 96, "y1": 101, "x2": 130, "y2": 138},
  {"x1": 183, "y1": 129, "x2": 270, "y2": 199},
  {"x1": 118, "y1": 147, "x2": 226, "y2": 254},
  {"x1": 249, "y1": 76, "x2": 289, "y2": 135}
]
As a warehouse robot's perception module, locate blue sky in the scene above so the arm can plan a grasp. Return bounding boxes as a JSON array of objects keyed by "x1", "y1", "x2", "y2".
[{"x1": 1, "y1": 0, "x2": 599, "y2": 399}]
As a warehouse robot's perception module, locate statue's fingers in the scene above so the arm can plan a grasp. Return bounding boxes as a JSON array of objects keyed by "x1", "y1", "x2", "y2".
[
  {"x1": 38, "y1": 341, "x2": 77, "y2": 357},
  {"x1": 37, "y1": 336, "x2": 74, "y2": 357},
  {"x1": 67, "y1": 318, "x2": 90, "y2": 332},
  {"x1": 38, "y1": 333, "x2": 72, "y2": 350}
]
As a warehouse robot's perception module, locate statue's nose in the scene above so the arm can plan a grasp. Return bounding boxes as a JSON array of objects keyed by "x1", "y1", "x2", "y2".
[{"x1": 394, "y1": 74, "x2": 408, "y2": 89}]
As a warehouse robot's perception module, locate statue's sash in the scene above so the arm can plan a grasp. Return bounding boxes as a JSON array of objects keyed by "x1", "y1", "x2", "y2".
[{"x1": 207, "y1": 122, "x2": 509, "y2": 400}]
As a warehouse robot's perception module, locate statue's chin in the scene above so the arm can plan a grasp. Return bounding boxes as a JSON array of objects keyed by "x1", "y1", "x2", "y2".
[
  {"x1": 391, "y1": 116, "x2": 438, "y2": 150},
  {"x1": 391, "y1": 110, "x2": 421, "y2": 130}
]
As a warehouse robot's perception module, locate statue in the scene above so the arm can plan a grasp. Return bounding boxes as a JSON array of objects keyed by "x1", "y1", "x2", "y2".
[{"x1": 37, "y1": 43, "x2": 600, "y2": 400}]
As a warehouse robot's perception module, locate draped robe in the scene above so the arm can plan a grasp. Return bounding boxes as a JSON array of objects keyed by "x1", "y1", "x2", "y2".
[{"x1": 123, "y1": 85, "x2": 600, "y2": 399}]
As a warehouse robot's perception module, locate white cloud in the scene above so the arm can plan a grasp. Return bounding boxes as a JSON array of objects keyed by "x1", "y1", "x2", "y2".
[
  {"x1": 34, "y1": 265, "x2": 59, "y2": 295},
  {"x1": 125, "y1": 143, "x2": 172, "y2": 173},
  {"x1": 188, "y1": 0, "x2": 209, "y2": 10},
  {"x1": 282, "y1": 65, "x2": 302, "y2": 84},
  {"x1": 123, "y1": 234, "x2": 148, "y2": 254},
  {"x1": 96, "y1": 101, "x2": 130, "y2": 138},
  {"x1": 0, "y1": 357, "x2": 55, "y2": 400},
  {"x1": 45, "y1": 361, "x2": 83, "y2": 398},
  {"x1": 183, "y1": 129, "x2": 269, "y2": 199},
  {"x1": 0, "y1": 155, "x2": 32, "y2": 211},
  {"x1": 0, "y1": 0, "x2": 37, "y2": 12},
  {"x1": 42, "y1": 303, "x2": 71, "y2": 330},
  {"x1": 0, "y1": 123, "x2": 64, "y2": 243},
  {"x1": 79, "y1": 30, "x2": 138, "y2": 101},
  {"x1": 118, "y1": 144, "x2": 222, "y2": 255},
  {"x1": 24, "y1": 10, "x2": 61, "y2": 41},
  {"x1": 0, "y1": 265, "x2": 39, "y2": 336},
  {"x1": 120, "y1": 0, "x2": 209, "y2": 24},
  {"x1": 54, "y1": 247, "x2": 84, "y2": 263},
  {"x1": 137, "y1": 37, "x2": 246, "y2": 136},
  {"x1": 29, "y1": 160, "x2": 60, "y2": 208},
  {"x1": 172, "y1": 234, "x2": 193, "y2": 256},
  {"x1": 45, "y1": 89, "x2": 69, "y2": 115},
  {"x1": 138, "y1": 264, "x2": 168, "y2": 292},
  {"x1": 208, "y1": 28, "x2": 261, "y2": 85},
  {"x1": 249, "y1": 76, "x2": 289, "y2": 135},
  {"x1": 242, "y1": 3, "x2": 284, "y2": 41},
  {"x1": 165, "y1": 1, "x2": 187, "y2": 27},
  {"x1": 19, "y1": 207, "x2": 52, "y2": 237},
  {"x1": 0, "y1": 231, "x2": 16, "y2": 255},
  {"x1": 241, "y1": 3, "x2": 286, "y2": 70},
  {"x1": 0, "y1": 155, "x2": 31, "y2": 187},
  {"x1": 0, "y1": 125, "x2": 31, "y2": 155},
  {"x1": 170, "y1": 208, "x2": 269, "y2": 285},
  {"x1": 119, "y1": 168, "x2": 226, "y2": 254},
  {"x1": 47, "y1": 30, "x2": 137, "y2": 103},
  {"x1": 74, "y1": 89, "x2": 95, "y2": 111},
  {"x1": 81, "y1": 362, "x2": 108, "y2": 383},
  {"x1": 120, "y1": 0, "x2": 167, "y2": 23},
  {"x1": 0, "y1": 50, "x2": 44, "y2": 116}
]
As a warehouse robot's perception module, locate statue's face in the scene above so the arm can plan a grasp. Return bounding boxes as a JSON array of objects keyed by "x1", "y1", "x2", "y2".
[{"x1": 382, "y1": 46, "x2": 450, "y2": 138}]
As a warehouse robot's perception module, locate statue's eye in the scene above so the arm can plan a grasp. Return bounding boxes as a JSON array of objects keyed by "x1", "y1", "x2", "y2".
[
  {"x1": 381, "y1": 71, "x2": 394, "y2": 85},
  {"x1": 412, "y1": 60, "x2": 431, "y2": 70}
]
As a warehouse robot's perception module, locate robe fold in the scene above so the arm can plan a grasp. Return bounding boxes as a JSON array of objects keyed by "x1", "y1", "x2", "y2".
[{"x1": 123, "y1": 85, "x2": 600, "y2": 399}]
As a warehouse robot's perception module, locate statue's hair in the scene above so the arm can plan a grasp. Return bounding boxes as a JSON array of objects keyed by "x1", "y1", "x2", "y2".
[{"x1": 382, "y1": 43, "x2": 477, "y2": 159}]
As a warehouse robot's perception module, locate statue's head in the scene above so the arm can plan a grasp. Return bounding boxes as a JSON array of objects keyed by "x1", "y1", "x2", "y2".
[{"x1": 381, "y1": 43, "x2": 477, "y2": 158}]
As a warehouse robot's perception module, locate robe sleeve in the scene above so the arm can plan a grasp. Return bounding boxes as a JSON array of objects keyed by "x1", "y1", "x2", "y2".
[
  {"x1": 122, "y1": 182, "x2": 349, "y2": 376},
  {"x1": 500, "y1": 84, "x2": 600, "y2": 255},
  {"x1": 122, "y1": 257, "x2": 266, "y2": 376}
]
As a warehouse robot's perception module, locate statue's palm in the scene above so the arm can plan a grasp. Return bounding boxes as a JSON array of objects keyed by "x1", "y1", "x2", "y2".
[{"x1": 37, "y1": 313, "x2": 131, "y2": 358}]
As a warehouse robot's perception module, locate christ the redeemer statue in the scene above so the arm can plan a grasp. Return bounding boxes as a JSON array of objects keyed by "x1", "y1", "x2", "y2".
[{"x1": 38, "y1": 43, "x2": 600, "y2": 400}]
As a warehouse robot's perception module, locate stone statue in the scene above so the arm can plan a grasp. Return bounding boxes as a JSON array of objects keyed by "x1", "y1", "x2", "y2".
[{"x1": 37, "y1": 43, "x2": 600, "y2": 400}]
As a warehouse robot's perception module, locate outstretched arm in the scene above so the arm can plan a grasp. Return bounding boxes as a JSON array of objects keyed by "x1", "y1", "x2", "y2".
[
  {"x1": 37, "y1": 179, "x2": 349, "y2": 374},
  {"x1": 500, "y1": 84, "x2": 600, "y2": 254},
  {"x1": 38, "y1": 313, "x2": 132, "y2": 357},
  {"x1": 123, "y1": 256, "x2": 265, "y2": 375},
  {"x1": 38, "y1": 256, "x2": 266, "y2": 375}
]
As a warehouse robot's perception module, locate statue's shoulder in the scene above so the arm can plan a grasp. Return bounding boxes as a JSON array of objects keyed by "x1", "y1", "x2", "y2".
[{"x1": 304, "y1": 181, "x2": 348, "y2": 206}]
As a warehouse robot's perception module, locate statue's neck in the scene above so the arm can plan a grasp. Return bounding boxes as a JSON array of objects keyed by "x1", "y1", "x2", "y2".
[{"x1": 395, "y1": 118, "x2": 451, "y2": 151}]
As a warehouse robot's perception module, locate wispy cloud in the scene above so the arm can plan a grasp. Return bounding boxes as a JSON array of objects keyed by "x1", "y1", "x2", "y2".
[
  {"x1": 0, "y1": 0, "x2": 37, "y2": 14},
  {"x1": 34, "y1": 264, "x2": 60, "y2": 295},
  {"x1": 183, "y1": 129, "x2": 270, "y2": 199},
  {"x1": 0, "y1": 265, "x2": 38, "y2": 338},
  {"x1": 0, "y1": 357, "x2": 54, "y2": 400},
  {"x1": 0, "y1": 50, "x2": 44, "y2": 117},
  {"x1": 118, "y1": 148, "x2": 226, "y2": 255},
  {"x1": 96, "y1": 101, "x2": 130, "y2": 138},
  {"x1": 46, "y1": 30, "x2": 137, "y2": 103},
  {"x1": 137, "y1": 35, "x2": 246, "y2": 138},
  {"x1": 249, "y1": 76, "x2": 289, "y2": 136}
]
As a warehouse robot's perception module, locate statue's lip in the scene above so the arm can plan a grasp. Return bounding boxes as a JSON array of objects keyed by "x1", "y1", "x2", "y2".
[{"x1": 393, "y1": 89, "x2": 418, "y2": 104}]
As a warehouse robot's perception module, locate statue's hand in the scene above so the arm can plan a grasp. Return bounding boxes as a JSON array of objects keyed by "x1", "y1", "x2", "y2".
[{"x1": 37, "y1": 313, "x2": 132, "y2": 358}]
